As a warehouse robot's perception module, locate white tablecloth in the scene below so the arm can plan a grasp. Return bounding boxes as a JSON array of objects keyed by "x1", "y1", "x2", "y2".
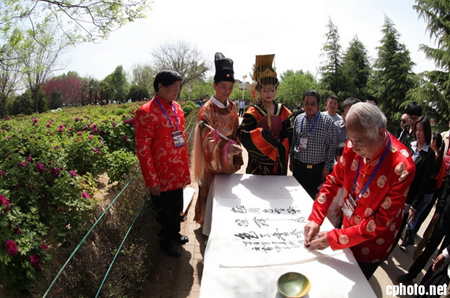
[{"x1": 200, "y1": 174, "x2": 377, "y2": 298}]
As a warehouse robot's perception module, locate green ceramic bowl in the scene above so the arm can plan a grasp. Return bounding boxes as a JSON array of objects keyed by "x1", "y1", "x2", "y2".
[{"x1": 277, "y1": 272, "x2": 311, "y2": 298}]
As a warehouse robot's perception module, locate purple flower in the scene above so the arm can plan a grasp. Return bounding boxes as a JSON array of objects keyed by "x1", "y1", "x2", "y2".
[
  {"x1": 82, "y1": 192, "x2": 90, "y2": 199},
  {"x1": 30, "y1": 254, "x2": 41, "y2": 269},
  {"x1": 75, "y1": 117, "x2": 80, "y2": 121},
  {"x1": 93, "y1": 148, "x2": 99, "y2": 153},
  {"x1": 50, "y1": 167, "x2": 60, "y2": 178},
  {"x1": 77, "y1": 131, "x2": 83, "y2": 135},
  {"x1": 88, "y1": 135, "x2": 93, "y2": 140},
  {"x1": 0, "y1": 170, "x2": 6, "y2": 177},
  {"x1": 0, "y1": 195, "x2": 9, "y2": 211},
  {"x1": 92, "y1": 128, "x2": 98, "y2": 133},
  {"x1": 69, "y1": 170, "x2": 77, "y2": 176},
  {"x1": 5, "y1": 240, "x2": 18, "y2": 256},
  {"x1": 58, "y1": 127, "x2": 63, "y2": 133},
  {"x1": 26, "y1": 156, "x2": 33, "y2": 162},
  {"x1": 112, "y1": 121, "x2": 117, "y2": 127},
  {"x1": 122, "y1": 135, "x2": 128, "y2": 140},
  {"x1": 40, "y1": 244, "x2": 48, "y2": 252},
  {"x1": 36, "y1": 162, "x2": 45, "y2": 173},
  {"x1": 54, "y1": 146, "x2": 60, "y2": 150},
  {"x1": 12, "y1": 226, "x2": 20, "y2": 235},
  {"x1": 18, "y1": 161, "x2": 25, "y2": 168}
]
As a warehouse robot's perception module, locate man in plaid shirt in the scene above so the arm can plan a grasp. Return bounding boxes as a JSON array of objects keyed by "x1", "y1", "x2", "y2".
[{"x1": 290, "y1": 90, "x2": 337, "y2": 199}]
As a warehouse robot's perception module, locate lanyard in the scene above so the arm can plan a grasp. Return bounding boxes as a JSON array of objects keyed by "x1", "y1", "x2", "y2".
[
  {"x1": 300, "y1": 112, "x2": 320, "y2": 136},
  {"x1": 352, "y1": 135, "x2": 391, "y2": 201},
  {"x1": 154, "y1": 97, "x2": 179, "y2": 130}
]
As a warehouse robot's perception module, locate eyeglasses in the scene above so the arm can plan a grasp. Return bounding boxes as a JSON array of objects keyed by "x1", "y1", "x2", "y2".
[{"x1": 303, "y1": 102, "x2": 317, "y2": 107}]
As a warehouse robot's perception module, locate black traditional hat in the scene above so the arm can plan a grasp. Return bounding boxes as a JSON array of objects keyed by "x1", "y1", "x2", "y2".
[
  {"x1": 253, "y1": 54, "x2": 278, "y2": 87},
  {"x1": 213, "y1": 52, "x2": 235, "y2": 83}
]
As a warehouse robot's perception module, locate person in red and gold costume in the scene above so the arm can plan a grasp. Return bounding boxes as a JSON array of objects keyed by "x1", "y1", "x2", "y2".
[
  {"x1": 238, "y1": 54, "x2": 292, "y2": 175},
  {"x1": 192, "y1": 52, "x2": 243, "y2": 225},
  {"x1": 134, "y1": 70, "x2": 191, "y2": 258},
  {"x1": 304, "y1": 102, "x2": 416, "y2": 279}
]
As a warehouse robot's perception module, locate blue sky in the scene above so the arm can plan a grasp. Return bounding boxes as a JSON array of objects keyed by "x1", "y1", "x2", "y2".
[{"x1": 57, "y1": 0, "x2": 437, "y2": 82}]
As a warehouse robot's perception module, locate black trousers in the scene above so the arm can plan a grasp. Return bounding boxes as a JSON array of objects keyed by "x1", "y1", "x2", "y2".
[
  {"x1": 293, "y1": 160, "x2": 325, "y2": 200},
  {"x1": 407, "y1": 215, "x2": 450, "y2": 279},
  {"x1": 151, "y1": 188, "x2": 184, "y2": 242},
  {"x1": 358, "y1": 260, "x2": 382, "y2": 280}
]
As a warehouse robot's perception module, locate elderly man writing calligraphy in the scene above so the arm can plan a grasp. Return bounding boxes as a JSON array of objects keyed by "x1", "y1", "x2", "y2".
[{"x1": 304, "y1": 102, "x2": 416, "y2": 279}]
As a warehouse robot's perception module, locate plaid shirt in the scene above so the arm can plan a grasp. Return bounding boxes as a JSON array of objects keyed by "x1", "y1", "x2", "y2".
[{"x1": 290, "y1": 111, "x2": 337, "y2": 171}]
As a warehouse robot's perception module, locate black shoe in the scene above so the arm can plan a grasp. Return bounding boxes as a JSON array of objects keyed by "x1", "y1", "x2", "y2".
[
  {"x1": 172, "y1": 234, "x2": 189, "y2": 245},
  {"x1": 396, "y1": 274, "x2": 413, "y2": 283},
  {"x1": 160, "y1": 241, "x2": 181, "y2": 257},
  {"x1": 400, "y1": 230, "x2": 415, "y2": 246}
]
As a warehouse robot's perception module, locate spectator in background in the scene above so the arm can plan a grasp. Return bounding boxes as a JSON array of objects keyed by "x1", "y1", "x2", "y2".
[
  {"x1": 364, "y1": 95, "x2": 378, "y2": 106},
  {"x1": 397, "y1": 176, "x2": 450, "y2": 285},
  {"x1": 400, "y1": 101, "x2": 423, "y2": 152},
  {"x1": 398, "y1": 113, "x2": 409, "y2": 141},
  {"x1": 290, "y1": 90, "x2": 337, "y2": 199},
  {"x1": 442, "y1": 120, "x2": 450, "y2": 158},
  {"x1": 400, "y1": 117, "x2": 435, "y2": 247},
  {"x1": 335, "y1": 97, "x2": 361, "y2": 145},
  {"x1": 324, "y1": 94, "x2": 342, "y2": 123},
  {"x1": 239, "y1": 99, "x2": 246, "y2": 117},
  {"x1": 134, "y1": 70, "x2": 191, "y2": 258}
]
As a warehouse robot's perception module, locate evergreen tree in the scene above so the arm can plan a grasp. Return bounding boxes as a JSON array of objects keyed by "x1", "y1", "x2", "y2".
[
  {"x1": 341, "y1": 36, "x2": 371, "y2": 99},
  {"x1": 319, "y1": 18, "x2": 345, "y2": 97},
  {"x1": 407, "y1": 0, "x2": 450, "y2": 130},
  {"x1": 109, "y1": 65, "x2": 129, "y2": 102},
  {"x1": 368, "y1": 15, "x2": 415, "y2": 131}
]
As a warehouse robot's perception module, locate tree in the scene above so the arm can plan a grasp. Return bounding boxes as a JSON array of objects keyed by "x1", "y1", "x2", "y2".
[
  {"x1": 0, "y1": 0, "x2": 150, "y2": 46},
  {"x1": 319, "y1": 18, "x2": 345, "y2": 96},
  {"x1": 340, "y1": 36, "x2": 371, "y2": 99},
  {"x1": 18, "y1": 20, "x2": 70, "y2": 113},
  {"x1": 42, "y1": 72, "x2": 84, "y2": 106},
  {"x1": 0, "y1": 29, "x2": 23, "y2": 118},
  {"x1": 105, "y1": 65, "x2": 129, "y2": 101},
  {"x1": 407, "y1": 0, "x2": 450, "y2": 130},
  {"x1": 276, "y1": 70, "x2": 319, "y2": 109},
  {"x1": 82, "y1": 77, "x2": 99, "y2": 105},
  {"x1": 130, "y1": 63, "x2": 156, "y2": 96},
  {"x1": 128, "y1": 84, "x2": 150, "y2": 101},
  {"x1": 49, "y1": 90, "x2": 63, "y2": 109},
  {"x1": 152, "y1": 40, "x2": 209, "y2": 96},
  {"x1": 368, "y1": 15, "x2": 416, "y2": 132}
]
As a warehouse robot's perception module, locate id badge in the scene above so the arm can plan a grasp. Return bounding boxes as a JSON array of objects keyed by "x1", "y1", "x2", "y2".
[
  {"x1": 298, "y1": 137, "x2": 308, "y2": 151},
  {"x1": 342, "y1": 193, "x2": 357, "y2": 220},
  {"x1": 172, "y1": 130, "x2": 185, "y2": 148}
]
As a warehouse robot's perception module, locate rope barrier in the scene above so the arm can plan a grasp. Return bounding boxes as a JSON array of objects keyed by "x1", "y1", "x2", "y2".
[
  {"x1": 95, "y1": 195, "x2": 148, "y2": 297},
  {"x1": 42, "y1": 170, "x2": 139, "y2": 298}
]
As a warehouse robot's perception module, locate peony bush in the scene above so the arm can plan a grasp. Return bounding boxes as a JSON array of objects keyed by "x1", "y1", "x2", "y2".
[{"x1": 0, "y1": 102, "x2": 141, "y2": 294}]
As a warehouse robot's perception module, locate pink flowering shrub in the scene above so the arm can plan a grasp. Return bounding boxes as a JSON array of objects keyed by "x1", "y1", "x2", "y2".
[{"x1": 0, "y1": 103, "x2": 140, "y2": 293}]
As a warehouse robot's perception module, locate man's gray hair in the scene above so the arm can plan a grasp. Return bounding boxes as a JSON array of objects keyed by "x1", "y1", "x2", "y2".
[{"x1": 347, "y1": 102, "x2": 387, "y2": 140}]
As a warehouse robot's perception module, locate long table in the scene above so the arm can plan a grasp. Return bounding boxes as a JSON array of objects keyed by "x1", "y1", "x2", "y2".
[{"x1": 200, "y1": 174, "x2": 377, "y2": 298}]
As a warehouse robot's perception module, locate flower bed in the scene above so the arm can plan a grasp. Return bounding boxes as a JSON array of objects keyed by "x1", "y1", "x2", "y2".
[{"x1": 0, "y1": 103, "x2": 141, "y2": 293}]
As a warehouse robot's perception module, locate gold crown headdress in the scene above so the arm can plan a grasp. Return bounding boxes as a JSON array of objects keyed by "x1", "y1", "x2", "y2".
[{"x1": 253, "y1": 54, "x2": 278, "y2": 87}]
